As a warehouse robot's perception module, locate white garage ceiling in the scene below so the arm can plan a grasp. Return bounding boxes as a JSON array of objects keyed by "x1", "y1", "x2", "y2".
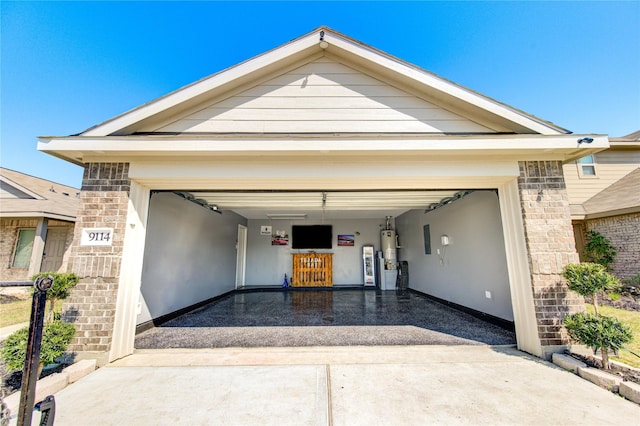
[{"x1": 173, "y1": 190, "x2": 464, "y2": 220}]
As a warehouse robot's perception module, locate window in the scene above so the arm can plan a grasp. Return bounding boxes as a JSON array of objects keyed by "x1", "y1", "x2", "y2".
[
  {"x1": 12, "y1": 228, "x2": 35, "y2": 268},
  {"x1": 577, "y1": 154, "x2": 597, "y2": 177}
]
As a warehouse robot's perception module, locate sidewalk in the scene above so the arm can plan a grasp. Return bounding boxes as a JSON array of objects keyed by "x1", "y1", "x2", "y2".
[
  {"x1": 0, "y1": 322, "x2": 28, "y2": 342},
  {"x1": 10, "y1": 345, "x2": 639, "y2": 425}
]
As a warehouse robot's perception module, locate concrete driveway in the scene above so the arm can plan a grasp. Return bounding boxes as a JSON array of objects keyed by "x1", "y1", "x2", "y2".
[{"x1": 33, "y1": 345, "x2": 639, "y2": 425}]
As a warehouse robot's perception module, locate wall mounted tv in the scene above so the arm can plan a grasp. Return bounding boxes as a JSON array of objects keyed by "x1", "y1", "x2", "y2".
[{"x1": 292, "y1": 225, "x2": 333, "y2": 249}]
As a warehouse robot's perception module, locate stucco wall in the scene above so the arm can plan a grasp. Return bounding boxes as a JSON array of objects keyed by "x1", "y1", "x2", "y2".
[
  {"x1": 586, "y1": 213, "x2": 640, "y2": 279},
  {"x1": 136, "y1": 192, "x2": 247, "y2": 324},
  {"x1": 395, "y1": 191, "x2": 514, "y2": 321},
  {"x1": 245, "y1": 218, "x2": 383, "y2": 286}
]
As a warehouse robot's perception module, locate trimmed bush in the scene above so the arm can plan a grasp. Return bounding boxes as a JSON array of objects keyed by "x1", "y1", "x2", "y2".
[
  {"x1": 564, "y1": 312, "x2": 633, "y2": 365},
  {"x1": 562, "y1": 263, "x2": 618, "y2": 315},
  {"x1": 1, "y1": 320, "x2": 76, "y2": 372},
  {"x1": 562, "y1": 263, "x2": 633, "y2": 369}
]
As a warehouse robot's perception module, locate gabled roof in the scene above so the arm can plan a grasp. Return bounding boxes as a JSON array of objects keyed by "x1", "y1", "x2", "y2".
[
  {"x1": 610, "y1": 130, "x2": 640, "y2": 149},
  {"x1": 583, "y1": 167, "x2": 640, "y2": 219},
  {"x1": 0, "y1": 168, "x2": 80, "y2": 221},
  {"x1": 79, "y1": 26, "x2": 569, "y2": 137}
]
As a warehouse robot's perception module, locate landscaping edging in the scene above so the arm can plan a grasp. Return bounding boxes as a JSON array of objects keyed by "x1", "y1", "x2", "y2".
[
  {"x1": 2, "y1": 359, "x2": 96, "y2": 417},
  {"x1": 552, "y1": 353, "x2": 640, "y2": 404}
]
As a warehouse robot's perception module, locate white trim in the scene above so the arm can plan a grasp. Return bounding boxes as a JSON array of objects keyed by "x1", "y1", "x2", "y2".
[
  {"x1": 235, "y1": 224, "x2": 248, "y2": 289},
  {"x1": 109, "y1": 181, "x2": 150, "y2": 362},
  {"x1": 498, "y1": 180, "x2": 542, "y2": 357},
  {"x1": 38, "y1": 134, "x2": 609, "y2": 165},
  {"x1": 28, "y1": 218, "x2": 48, "y2": 276}
]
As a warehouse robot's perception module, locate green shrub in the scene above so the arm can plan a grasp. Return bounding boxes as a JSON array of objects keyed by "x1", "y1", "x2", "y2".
[
  {"x1": 564, "y1": 312, "x2": 633, "y2": 368},
  {"x1": 0, "y1": 320, "x2": 76, "y2": 372},
  {"x1": 583, "y1": 230, "x2": 616, "y2": 271},
  {"x1": 562, "y1": 263, "x2": 633, "y2": 369},
  {"x1": 30, "y1": 272, "x2": 79, "y2": 320},
  {"x1": 1, "y1": 273, "x2": 79, "y2": 373},
  {"x1": 562, "y1": 263, "x2": 619, "y2": 315}
]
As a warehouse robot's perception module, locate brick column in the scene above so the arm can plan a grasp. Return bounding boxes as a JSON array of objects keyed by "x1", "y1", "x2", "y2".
[
  {"x1": 518, "y1": 161, "x2": 583, "y2": 354},
  {"x1": 63, "y1": 163, "x2": 130, "y2": 362}
]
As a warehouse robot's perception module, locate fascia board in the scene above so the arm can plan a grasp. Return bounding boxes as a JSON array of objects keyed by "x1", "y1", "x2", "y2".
[
  {"x1": 82, "y1": 32, "x2": 322, "y2": 137},
  {"x1": 322, "y1": 32, "x2": 567, "y2": 135},
  {"x1": 585, "y1": 206, "x2": 640, "y2": 220},
  {"x1": 2, "y1": 211, "x2": 76, "y2": 221},
  {"x1": 38, "y1": 134, "x2": 608, "y2": 163}
]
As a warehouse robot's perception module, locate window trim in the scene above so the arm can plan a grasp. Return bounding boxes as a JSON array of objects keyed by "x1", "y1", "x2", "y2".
[
  {"x1": 11, "y1": 228, "x2": 36, "y2": 269},
  {"x1": 577, "y1": 154, "x2": 598, "y2": 178}
]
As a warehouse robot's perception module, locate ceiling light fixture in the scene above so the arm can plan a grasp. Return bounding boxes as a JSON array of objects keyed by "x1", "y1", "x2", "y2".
[{"x1": 266, "y1": 213, "x2": 307, "y2": 220}]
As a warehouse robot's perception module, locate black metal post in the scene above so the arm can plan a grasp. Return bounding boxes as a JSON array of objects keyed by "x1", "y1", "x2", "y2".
[{"x1": 17, "y1": 275, "x2": 53, "y2": 426}]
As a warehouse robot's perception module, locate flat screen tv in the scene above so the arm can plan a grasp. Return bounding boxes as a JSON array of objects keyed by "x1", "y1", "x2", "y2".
[{"x1": 292, "y1": 225, "x2": 332, "y2": 249}]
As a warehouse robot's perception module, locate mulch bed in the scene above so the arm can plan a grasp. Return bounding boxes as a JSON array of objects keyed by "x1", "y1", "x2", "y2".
[{"x1": 566, "y1": 350, "x2": 640, "y2": 385}]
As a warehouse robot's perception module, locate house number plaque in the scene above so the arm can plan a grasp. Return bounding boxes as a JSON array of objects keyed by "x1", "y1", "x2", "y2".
[{"x1": 80, "y1": 228, "x2": 114, "y2": 246}]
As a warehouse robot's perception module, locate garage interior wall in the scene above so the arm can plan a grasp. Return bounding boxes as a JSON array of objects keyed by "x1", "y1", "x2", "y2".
[
  {"x1": 395, "y1": 191, "x2": 514, "y2": 321},
  {"x1": 137, "y1": 192, "x2": 247, "y2": 324},
  {"x1": 245, "y1": 218, "x2": 384, "y2": 286}
]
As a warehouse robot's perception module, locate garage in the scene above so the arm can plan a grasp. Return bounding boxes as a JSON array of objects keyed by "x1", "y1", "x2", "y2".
[
  {"x1": 133, "y1": 188, "x2": 516, "y2": 348},
  {"x1": 38, "y1": 27, "x2": 604, "y2": 365}
]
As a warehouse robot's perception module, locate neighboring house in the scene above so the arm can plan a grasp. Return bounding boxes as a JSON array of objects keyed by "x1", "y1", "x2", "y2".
[
  {"x1": 37, "y1": 27, "x2": 607, "y2": 365},
  {"x1": 563, "y1": 130, "x2": 640, "y2": 279},
  {"x1": 0, "y1": 168, "x2": 79, "y2": 282}
]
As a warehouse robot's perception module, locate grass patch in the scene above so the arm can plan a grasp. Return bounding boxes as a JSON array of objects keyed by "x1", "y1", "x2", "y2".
[
  {"x1": 0, "y1": 294, "x2": 63, "y2": 329},
  {"x1": 586, "y1": 304, "x2": 640, "y2": 368}
]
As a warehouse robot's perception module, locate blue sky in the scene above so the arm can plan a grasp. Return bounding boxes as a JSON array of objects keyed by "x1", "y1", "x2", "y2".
[{"x1": 2, "y1": 1, "x2": 639, "y2": 188}]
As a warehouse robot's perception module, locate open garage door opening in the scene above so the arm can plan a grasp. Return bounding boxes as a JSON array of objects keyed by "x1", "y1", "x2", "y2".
[{"x1": 134, "y1": 189, "x2": 516, "y2": 348}]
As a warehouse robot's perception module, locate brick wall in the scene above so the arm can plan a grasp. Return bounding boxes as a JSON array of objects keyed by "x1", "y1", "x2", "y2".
[
  {"x1": 63, "y1": 163, "x2": 130, "y2": 354},
  {"x1": 586, "y1": 213, "x2": 640, "y2": 279},
  {"x1": 518, "y1": 161, "x2": 583, "y2": 349},
  {"x1": 1, "y1": 218, "x2": 74, "y2": 282},
  {"x1": 0, "y1": 218, "x2": 39, "y2": 281}
]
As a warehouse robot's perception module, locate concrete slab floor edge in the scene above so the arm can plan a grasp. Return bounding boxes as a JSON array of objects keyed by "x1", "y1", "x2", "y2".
[{"x1": 8, "y1": 346, "x2": 640, "y2": 426}]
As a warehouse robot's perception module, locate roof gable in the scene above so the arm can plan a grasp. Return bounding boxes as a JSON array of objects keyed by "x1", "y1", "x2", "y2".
[
  {"x1": 0, "y1": 168, "x2": 80, "y2": 221},
  {"x1": 146, "y1": 58, "x2": 496, "y2": 134},
  {"x1": 81, "y1": 27, "x2": 569, "y2": 137}
]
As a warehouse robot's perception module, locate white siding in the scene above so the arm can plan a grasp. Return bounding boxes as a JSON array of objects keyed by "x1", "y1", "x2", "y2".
[
  {"x1": 564, "y1": 150, "x2": 640, "y2": 204},
  {"x1": 154, "y1": 59, "x2": 495, "y2": 134}
]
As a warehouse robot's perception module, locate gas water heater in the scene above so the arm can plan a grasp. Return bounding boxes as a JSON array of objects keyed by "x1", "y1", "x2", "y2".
[{"x1": 381, "y1": 230, "x2": 397, "y2": 270}]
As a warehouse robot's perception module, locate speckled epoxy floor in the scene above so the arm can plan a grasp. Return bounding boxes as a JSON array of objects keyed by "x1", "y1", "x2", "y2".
[{"x1": 135, "y1": 289, "x2": 516, "y2": 348}]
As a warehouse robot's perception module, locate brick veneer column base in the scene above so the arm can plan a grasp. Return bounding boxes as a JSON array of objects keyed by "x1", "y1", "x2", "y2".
[
  {"x1": 63, "y1": 163, "x2": 130, "y2": 361},
  {"x1": 518, "y1": 161, "x2": 584, "y2": 357}
]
